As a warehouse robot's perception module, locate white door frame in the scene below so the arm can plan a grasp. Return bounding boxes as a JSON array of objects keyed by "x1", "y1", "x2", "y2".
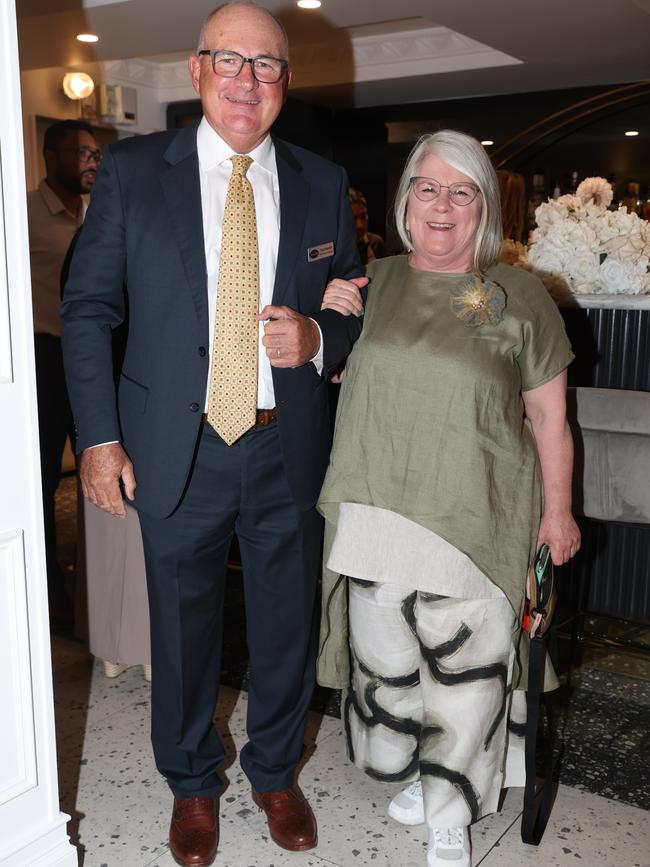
[{"x1": 0, "y1": 1, "x2": 78, "y2": 864}]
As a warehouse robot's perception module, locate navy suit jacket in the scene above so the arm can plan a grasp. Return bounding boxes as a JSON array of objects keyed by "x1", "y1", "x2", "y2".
[{"x1": 61, "y1": 125, "x2": 363, "y2": 518}]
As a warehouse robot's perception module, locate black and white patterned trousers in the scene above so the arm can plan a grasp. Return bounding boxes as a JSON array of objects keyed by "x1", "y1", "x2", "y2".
[{"x1": 345, "y1": 578, "x2": 524, "y2": 829}]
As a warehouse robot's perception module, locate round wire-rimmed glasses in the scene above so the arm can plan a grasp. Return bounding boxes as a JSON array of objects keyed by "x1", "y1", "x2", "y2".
[
  {"x1": 197, "y1": 49, "x2": 288, "y2": 83},
  {"x1": 410, "y1": 176, "x2": 481, "y2": 206}
]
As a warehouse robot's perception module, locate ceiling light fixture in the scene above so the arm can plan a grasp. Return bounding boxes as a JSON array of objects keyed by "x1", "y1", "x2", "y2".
[
  {"x1": 481, "y1": 140, "x2": 494, "y2": 146},
  {"x1": 297, "y1": 1, "x2": 321, "y2": 8},
  {"x1": 76, "y1": 33, "x2": 99, "y2": 43},
  {"x1": 62, "y1": 72, "x2": 95, "y2": 100},
  {"x1": 625, "y1": 130, "x2": 640, "y2": 137}
]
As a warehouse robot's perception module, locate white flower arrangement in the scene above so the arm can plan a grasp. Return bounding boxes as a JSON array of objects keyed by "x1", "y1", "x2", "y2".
[{"x1": 518, "y1": 177, "x2": 650, "y2": 297}]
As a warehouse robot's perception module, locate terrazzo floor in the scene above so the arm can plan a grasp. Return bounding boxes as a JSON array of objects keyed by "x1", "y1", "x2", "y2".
[
  {"x1": 52, "y1": 477, "x2": 650, "y2": 866},
  {"x1": 52, "y1": 636, "x2": 650, "y2": 867}
]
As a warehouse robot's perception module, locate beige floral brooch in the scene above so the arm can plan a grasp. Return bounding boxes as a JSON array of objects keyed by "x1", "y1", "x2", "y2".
[{"x1": 449, "y1": 276, "x2": 506, "y2": 327}]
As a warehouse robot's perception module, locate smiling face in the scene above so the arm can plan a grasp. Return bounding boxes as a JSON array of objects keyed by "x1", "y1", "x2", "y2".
[
  {"x1": 188, "y1": 5, "x2": 290, "y2": 153},
  {"x1": 406, "y1": 153, "x2": 482, "y2": 273}
]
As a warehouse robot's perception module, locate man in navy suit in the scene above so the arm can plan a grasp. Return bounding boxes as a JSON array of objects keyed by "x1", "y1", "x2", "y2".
[{"x1": 60, "y1": 3, "x2": 364, "y2": 864}]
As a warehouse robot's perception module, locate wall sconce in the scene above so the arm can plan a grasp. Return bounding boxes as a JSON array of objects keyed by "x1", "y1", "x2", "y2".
[{"x1": 62, "y1": 72, "x2": 95, "y2": 100}]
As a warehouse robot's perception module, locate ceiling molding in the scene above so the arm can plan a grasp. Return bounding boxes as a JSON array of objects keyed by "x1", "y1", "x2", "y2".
[
  {"x1": 355, "y1": 26, "x2": 522, "y2": 78},
  {"x1": 291, "y1": 26, "x2": 521, "y2": 88},
  {"x1": 100, "y1": 57, "x2": 160, "y2": 87},
  {"x1": 95, "y1": 25, "x2": 523, "y2": 106}
]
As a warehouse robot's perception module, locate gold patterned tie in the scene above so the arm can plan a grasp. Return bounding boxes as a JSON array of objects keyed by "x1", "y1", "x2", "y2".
[{"x1": 207, "y1": 155, "x2": 259, "y2": 445}]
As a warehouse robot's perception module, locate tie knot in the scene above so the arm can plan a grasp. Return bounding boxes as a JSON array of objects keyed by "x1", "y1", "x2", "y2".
[{"x1": 230, "y1": 154, "x2": 253, "y2": 177}]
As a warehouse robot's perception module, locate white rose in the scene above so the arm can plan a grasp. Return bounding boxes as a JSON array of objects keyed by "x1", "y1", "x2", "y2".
[
  {"x1": 599, "y1": 257, "x2": 648, "y2": 295},
  {"x1": 553, "y1": 221, "x2": 597, "y2": 253},
  {"x1": 527, "y1": 243, "x2": 567, "y2": 275},
  {"x1": 535, "y1": 201, "x2": 567, "y2": 229},
  {"x1": 612, "y1": 208, "x2": 638, "y2": 233},
  {"x1": 593, "y1": 212, "x2": 622, "y2": 243},
  {"x1": 568, "y1": 251, "x2": 600, "y2": 292}
]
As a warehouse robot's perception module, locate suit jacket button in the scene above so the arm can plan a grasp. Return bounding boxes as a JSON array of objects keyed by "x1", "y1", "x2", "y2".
[
  {"x1": 189, "y1": 402, "x2": 200, "y2": 412},
  {"x1": 198, "y1": 346, "x2": 206, "y2": 357}
]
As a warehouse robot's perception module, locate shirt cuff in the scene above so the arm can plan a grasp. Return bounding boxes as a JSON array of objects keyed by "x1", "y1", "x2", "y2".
[
  {"x1": 309, "y1": 318, "x2": 324, "y2": 375},
  {"x1": 85, "y1": 441, "x2": 119, "y2": 450}
]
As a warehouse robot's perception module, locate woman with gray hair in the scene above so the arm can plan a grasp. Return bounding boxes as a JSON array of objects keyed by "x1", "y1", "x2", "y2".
[{"x1": 317, "y1": 130, "x2": 580, "y2": 866}]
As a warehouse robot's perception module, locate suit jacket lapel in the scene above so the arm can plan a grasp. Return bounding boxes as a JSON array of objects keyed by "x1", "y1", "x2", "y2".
[
  {"x1": 160, "y1": 126, "x2": 208, "y2": 329},
  {"x1": 273, "y1": 138, "x2": 309, "y2": 306}
]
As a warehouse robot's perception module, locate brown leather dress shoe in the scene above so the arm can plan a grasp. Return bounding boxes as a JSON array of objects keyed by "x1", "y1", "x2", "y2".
[
  {"x1": 252, "y1": 785, "x2": 317, "y2": 851},
  {"x1": 169, "y1": 796, "x2": 218, "y2": 866}
]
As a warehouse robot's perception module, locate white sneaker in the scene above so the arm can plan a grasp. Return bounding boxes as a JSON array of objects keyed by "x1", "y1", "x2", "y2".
[
  {"x1": 427, "y1": 827, "x2": 471, "y2": 866},
  {"x1": 387, "y1": 780, "x2": 425, "y2": 825}
]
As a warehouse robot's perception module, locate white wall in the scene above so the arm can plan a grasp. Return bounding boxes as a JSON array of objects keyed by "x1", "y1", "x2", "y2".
[{"x1": 20, "y1": 60, "x2": 170, "y2": 191}]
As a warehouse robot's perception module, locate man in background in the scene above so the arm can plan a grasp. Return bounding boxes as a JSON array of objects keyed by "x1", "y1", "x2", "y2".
[
  {"x1": 349, "y1": 186, "x2": 386, "y2": 264},
  {"x1": 27, "y1": 119, "x2": 100, "y2": 629}
]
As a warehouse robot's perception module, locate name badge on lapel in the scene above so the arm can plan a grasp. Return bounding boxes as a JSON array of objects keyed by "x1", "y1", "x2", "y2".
[{"x1": 307, "y1": 242, "x2": 335, "y2": 263}]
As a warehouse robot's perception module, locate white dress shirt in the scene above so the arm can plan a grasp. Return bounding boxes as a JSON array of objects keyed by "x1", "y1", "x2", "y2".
[
  {"x1": 196, "y1": 118, "x2": 322, "y2": 411},
  {"x1": 91, "y1": 122, "x2": 324, "y2": 450}
]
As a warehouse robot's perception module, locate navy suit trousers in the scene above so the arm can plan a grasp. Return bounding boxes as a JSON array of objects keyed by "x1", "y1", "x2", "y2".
[{"x1": 137, "y1": 418, "x2": 323, "y2": 797}]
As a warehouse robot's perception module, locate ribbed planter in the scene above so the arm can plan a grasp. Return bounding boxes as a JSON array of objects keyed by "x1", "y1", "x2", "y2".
[{"x1": 558, "y1": 294, "x2": 650, "y2": 621}]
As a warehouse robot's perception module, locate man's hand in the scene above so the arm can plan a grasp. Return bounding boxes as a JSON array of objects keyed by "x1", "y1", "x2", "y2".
[
  {"x1": 321, "y1": 276, "x2": 368, "y2": 316},
  {"x1": 259, "y1": 305, "x2": 321, "y2": 368},
  {"x1": 80, "y1": 443, "x2": 136, "y2": 518}
]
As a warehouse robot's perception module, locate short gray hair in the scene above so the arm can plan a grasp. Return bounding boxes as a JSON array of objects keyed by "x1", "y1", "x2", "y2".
[
  {"x1": 197, "y1": 2, "x2": 289, "y2": 59},
  {"x1": 394, "y1": 130, "x2": 503, "y2": 274}
]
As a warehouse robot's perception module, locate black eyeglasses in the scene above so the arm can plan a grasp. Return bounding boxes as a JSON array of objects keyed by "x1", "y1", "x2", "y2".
[
  {"x1": 410, "y1": 176, "x2": 480, "y2": 206},
  {"x1": 63, "y1": 146, "x2": 101, "y2": 164},
  {"x1": 197, "y1": 49, "x2": 288, "y2": 83}
]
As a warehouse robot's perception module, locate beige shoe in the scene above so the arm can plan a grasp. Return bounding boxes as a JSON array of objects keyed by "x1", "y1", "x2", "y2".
[
  {"x1": 102, "y1": 660, "x2": 128, "y2": 679},
  {"x1": 142, "y1": 664, "x2": 152, "y2": 682}
]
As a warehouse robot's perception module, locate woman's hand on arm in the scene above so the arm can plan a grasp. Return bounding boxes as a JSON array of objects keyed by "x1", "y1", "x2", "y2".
[
  {"x1": 319, "y1": 276, "x2": 367, "y2": 380},
  {"x1": 321, "y1": 276, "x2": 368, "y2": 317},
  {"x1": 522, "y1": 370, "x2": 581, "y2": 565}
]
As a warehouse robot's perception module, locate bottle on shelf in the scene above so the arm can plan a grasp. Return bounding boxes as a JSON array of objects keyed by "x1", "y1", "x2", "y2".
[
  {"x1": 621, "y1": 182, "x2": 641, "y2": 215},
  {"x1": 569, "y1": 170, "x2": 580, "y2": 193},
  {"x1": 641, "y1": 187, "x2": 650, "y2": 222},
  {"x1": 526, "y1": 168, "x2": 546, "y2": 230},
  {"x1": 551, "y1": 178, "x2": 562, "y2": 199}
]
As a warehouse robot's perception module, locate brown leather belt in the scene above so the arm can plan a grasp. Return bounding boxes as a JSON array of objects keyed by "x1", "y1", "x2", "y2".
[{"x1": 202, "y1": 407, "x2": 278, "y2": 429}]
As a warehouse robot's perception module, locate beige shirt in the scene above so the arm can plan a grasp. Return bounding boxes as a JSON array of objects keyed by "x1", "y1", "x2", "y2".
[{"x1": 27, "y1": 180, "x2": 84, "y2": 336}]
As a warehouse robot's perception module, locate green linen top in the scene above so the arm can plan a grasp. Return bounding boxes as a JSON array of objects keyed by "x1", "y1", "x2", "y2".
[{"x1": 317, "y1": 256, "x2": 574, "y2": 687}]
